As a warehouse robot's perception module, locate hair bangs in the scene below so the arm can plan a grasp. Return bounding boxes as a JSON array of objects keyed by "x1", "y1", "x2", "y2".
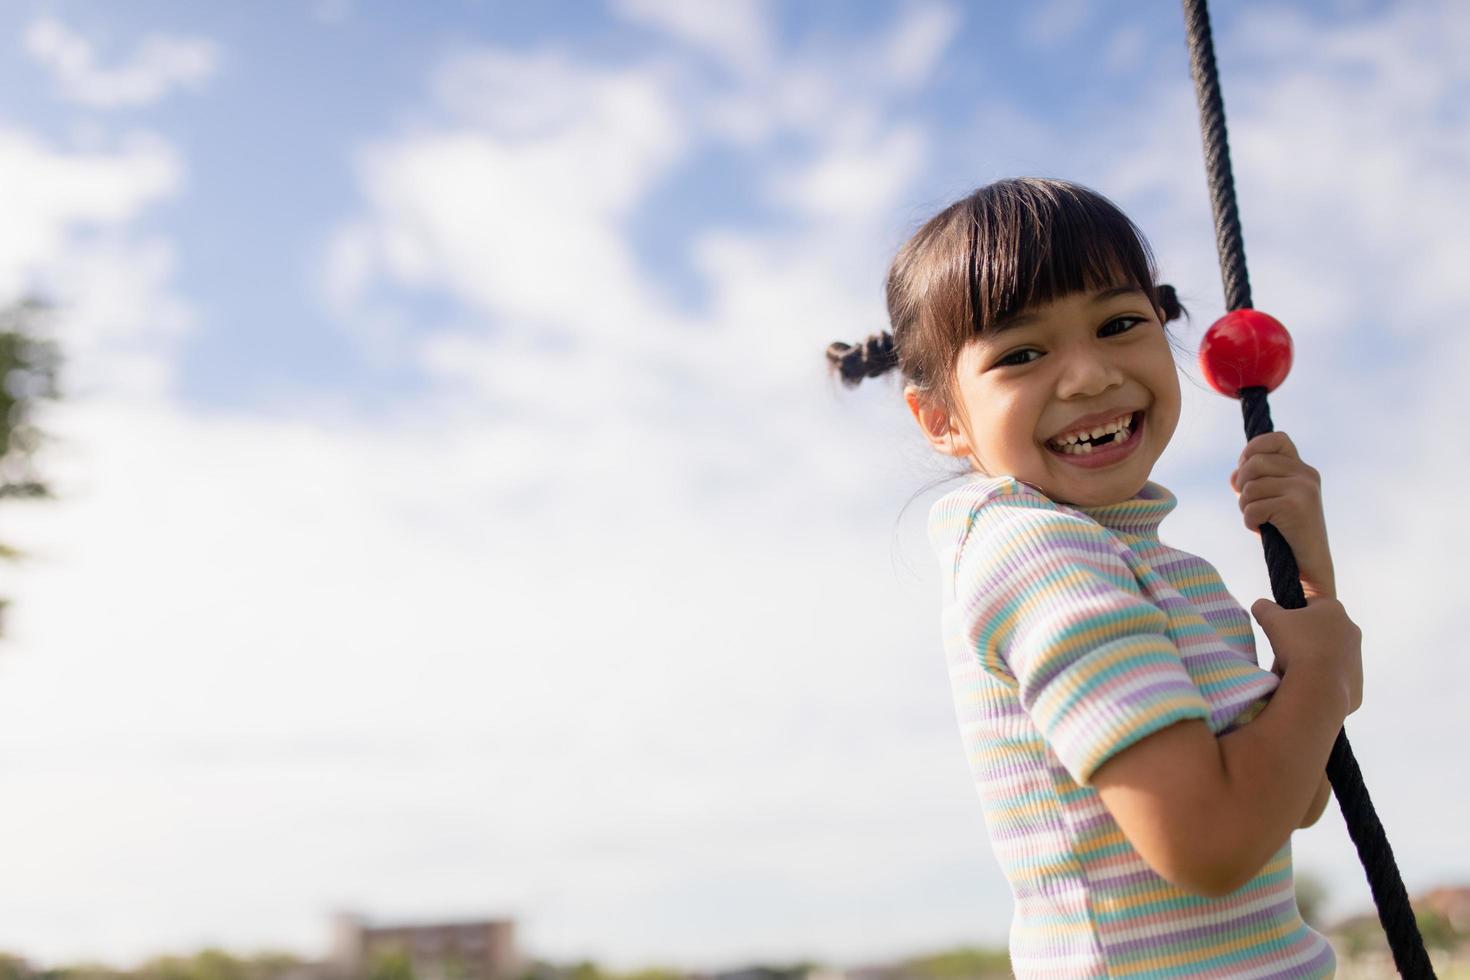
[{"x1": 970, "y1": 182, "x2": 1158, "y2": 335}]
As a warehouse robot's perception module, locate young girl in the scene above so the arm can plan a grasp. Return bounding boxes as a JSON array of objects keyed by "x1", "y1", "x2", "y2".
[{"x1": 827, "y1": 178, "x2": 1362, "y2": 978}]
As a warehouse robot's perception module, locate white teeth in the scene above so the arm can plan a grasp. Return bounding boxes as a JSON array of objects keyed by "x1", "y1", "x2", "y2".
[{"x1": 1049, "y1": 413, "x2": 1134, "y2": 451}]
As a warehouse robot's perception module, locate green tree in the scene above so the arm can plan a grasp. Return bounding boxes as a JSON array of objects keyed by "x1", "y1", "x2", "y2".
[
  {"x1": 563, "y1": 962, "x2": 608, "y2": 980},
  {"x1": 0, "y1": 297, "x2": 61, "y2": 637},
  {"x1": 239, "y1": 954, "x2": 302, "y2": 980},
  {"x1": 47, "y1": 963, "x2": 127, "y2": 980},
  {"x1": 0, "y1": 952, "x2": 33, "y2": 980},
  {"x1": 185, "y1": 950, "x2": 247, "y2": 980},
  {"x1": 618, "y1": 970, "x2": 684, "y2": 980},
  {"x1": 905, "y1": 946, "x2": 1013, "y2": 980},
  {"x1": 367, "y1": 950, "x2": 415, "y2": 980},
  {"x1": 1416, "y1": 908, "x2": 1458, "y2": 954},
  {"x1": 514, "y1": 959, "x2": 565, "y2": 980}
]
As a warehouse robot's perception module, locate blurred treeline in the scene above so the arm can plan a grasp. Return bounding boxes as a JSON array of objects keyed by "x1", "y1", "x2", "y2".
[
  {"x1": 0, "y1": 951, "x2": 303, "y2": 980},
  {"x1": 524, "y1": 951, "x2": 1014, "y2": 980},
  {"x1": 0, "y1": 948, "x2": 1019, "y2": 980},
  {"x1": 0, "y1": 296, "x2": 61, "y2": 636}
]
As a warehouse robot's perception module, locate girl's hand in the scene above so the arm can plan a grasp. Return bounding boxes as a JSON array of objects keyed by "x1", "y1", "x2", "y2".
[
  {"x1": 1229, "y1": 432, "x2": 1336, "y2": 600},
  {"x1": 1251, "y1": 596, "x2": 1363, "y2": 716}
]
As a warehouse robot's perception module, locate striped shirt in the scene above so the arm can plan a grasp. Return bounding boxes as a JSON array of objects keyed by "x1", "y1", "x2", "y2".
[{"x1": 929, "y1": 475, "x2": 1336, "y2": 979}]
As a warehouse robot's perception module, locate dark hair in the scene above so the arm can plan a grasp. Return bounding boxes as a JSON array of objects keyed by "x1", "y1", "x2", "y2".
[{"x1": 826, "y1": 178, "x2": 1184, "y2": 413}]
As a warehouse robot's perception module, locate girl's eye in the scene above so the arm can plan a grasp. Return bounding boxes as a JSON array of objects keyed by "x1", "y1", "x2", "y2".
[
  {"x1": 1100, "y1": 315, "x2": 1147, "y2": 337},
  {"x1": 995, "y1": 349, "x2": 1040, "y2": 367}
]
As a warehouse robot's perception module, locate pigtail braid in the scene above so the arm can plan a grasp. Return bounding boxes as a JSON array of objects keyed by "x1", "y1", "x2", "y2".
[
  {"x1": 1155, "y1": 283, "x2": 1186, "y2": 323},
  {"x1": 825, "y1": 331, "x2": 899, "y2": 387}
]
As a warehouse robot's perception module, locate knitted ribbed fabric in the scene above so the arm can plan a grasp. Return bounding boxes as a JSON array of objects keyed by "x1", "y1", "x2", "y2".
[{"x1": 928, "y1": 475, "x2": 1336, "y2": 979}]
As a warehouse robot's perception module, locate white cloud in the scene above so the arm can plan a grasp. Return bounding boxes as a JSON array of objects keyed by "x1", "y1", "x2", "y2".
[
  {"x1": 1, "y1": 14, "x2": 953, "y2": 963},
  {"x1": 0, "y1": 127, "x2": 189, "y2": 398},
  {"x1": 76, "y1": 16, "x2": 961, "y2": 966},
  {"x1": 328, "y1": 49, "x2": 687, "y2": 346},
  {"x1": 767, "y1": 120, "x2": 927, "y2": 221},
  {"x1": 882, "y1": 2, "x2": 961, "y2": 90},
  {"x1": 0, "y1": 128, "x2": 179, "y2": 292},
  {"x1": 25, "y1": 17, "x2": 220, "y2": 109},
  {"x1": 706, "y1": 4, "x2": 959, "y2": 150},
  {"x1": 0, "y1": 382, "x2": 969, "y2": 965},
  {"x1": 0, "y1": 115, "x2": 209, "y2": 964},
  {"x1": 609, "y1": 0, "x2": 773, "y2": 77},
  {"x1": 319, "y1": 31, "x2": 931, "y2": 522},
  {"x1": 32, "y1": 237, "x2": 195, "y2": 398}
]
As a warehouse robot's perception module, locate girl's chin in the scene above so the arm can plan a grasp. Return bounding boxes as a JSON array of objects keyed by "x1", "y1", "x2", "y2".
[
  {"x1": 1031, "y1": 463, "x2": 1152, "y2": 507},
  {"x1": 1048, "y1": 479, "x2": 1148, "y2": 507}
]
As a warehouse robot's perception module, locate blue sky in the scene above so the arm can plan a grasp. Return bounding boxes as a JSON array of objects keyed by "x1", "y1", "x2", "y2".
[
  {"x1": 0, "y1": 0, "x2": 1335, "y2": 411},
  {"x1": 0, "y1": 0, "x2": 1465, "y2": 971}
]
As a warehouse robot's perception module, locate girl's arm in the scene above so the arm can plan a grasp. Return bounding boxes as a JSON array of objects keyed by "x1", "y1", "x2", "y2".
[
  {"x1": 1092, "y1": 598, "x2": 1360, "y2": 897},
  {"x1": 1300, "y1": 773, "x2": 1332, "y2": 829}
]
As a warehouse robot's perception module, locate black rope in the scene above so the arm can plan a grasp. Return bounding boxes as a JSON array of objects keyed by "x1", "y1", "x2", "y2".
[
  {"x1": 1182, "y1": 0, "x2": 1253, "y2": 313},
  {"x1": 1183, "y1": 3, "x2": 1434, "y2": 977}
]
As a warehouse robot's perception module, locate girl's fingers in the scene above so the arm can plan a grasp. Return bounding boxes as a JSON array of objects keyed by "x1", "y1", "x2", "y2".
[
  {"x1": 1236, "y1": 473, "x2": 1319, "y2": 504},
  {"x1": 1238, "y1": 453, "x2": 1306, "y2": 477},
  {"x1": 1232, "y1": 450, "x2": 1319, "y2": 493},
  {"x1": 1239, "y1": 431, "x2": 1299, "y2": 463},
  {"x1": 1241, "y1": 496, "x2": 1296, "y2": 530},
  {"x1": 1233, "y1": 455, "x2": 1298, "y2": 488},
  {"x1": 1240, "y1": 490, "x2": 1321, "y2": 529}
]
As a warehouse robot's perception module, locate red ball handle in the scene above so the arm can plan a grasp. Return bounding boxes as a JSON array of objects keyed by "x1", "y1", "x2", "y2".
[{"x1": 1198, "y1": 309, "x2": 1293, "y2": 397}]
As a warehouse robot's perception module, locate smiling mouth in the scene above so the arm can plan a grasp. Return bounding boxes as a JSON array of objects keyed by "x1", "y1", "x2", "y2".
[{"x1": 1046, "y1": 410, "x2": 1145, "y2": 455}]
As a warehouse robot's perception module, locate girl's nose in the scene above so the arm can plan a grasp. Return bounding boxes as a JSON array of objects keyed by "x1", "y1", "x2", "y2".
[{"x1": 1057, "y1": 354, "x2": 1124, "y2": 399}]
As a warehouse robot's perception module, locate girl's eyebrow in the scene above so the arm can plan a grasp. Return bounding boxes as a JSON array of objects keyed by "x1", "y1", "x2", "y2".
[{"x1": 990, "y1": 284, "x2": 1147, "y2": 335}]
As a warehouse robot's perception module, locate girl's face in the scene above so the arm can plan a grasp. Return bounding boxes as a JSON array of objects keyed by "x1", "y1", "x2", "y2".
[{"x1": 912, "y1": 285, "x2": 1182, "y2": 506}]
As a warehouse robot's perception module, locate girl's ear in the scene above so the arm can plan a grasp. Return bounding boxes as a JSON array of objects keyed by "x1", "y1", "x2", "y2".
[{"x1": 905, "y1": 385, "x2": 972, "y2": 459}]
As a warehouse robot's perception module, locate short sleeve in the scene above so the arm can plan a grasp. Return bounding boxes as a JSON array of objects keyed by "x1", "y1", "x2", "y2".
[{"x1": 954, "y1": 484, "x2": 1210, "y2": 785}]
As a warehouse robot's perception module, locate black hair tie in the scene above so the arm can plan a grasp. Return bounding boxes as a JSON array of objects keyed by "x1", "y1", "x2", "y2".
[
  {"x1": 825, "y1": 332, "x2": 898, "y2": 387},
  {"x1": 1156, "y1": 283, "x2": 1185, "y2": 322}
]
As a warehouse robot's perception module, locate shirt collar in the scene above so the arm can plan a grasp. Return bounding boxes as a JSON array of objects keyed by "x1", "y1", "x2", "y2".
[{"x1": 1068, "y1": 480, "x2": 1176, "y2": 538}]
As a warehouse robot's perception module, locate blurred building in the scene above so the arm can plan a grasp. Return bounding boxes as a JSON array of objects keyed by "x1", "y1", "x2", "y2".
[{"x1": 328, "y1": 912, "x2": 519, "y2": 980}]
